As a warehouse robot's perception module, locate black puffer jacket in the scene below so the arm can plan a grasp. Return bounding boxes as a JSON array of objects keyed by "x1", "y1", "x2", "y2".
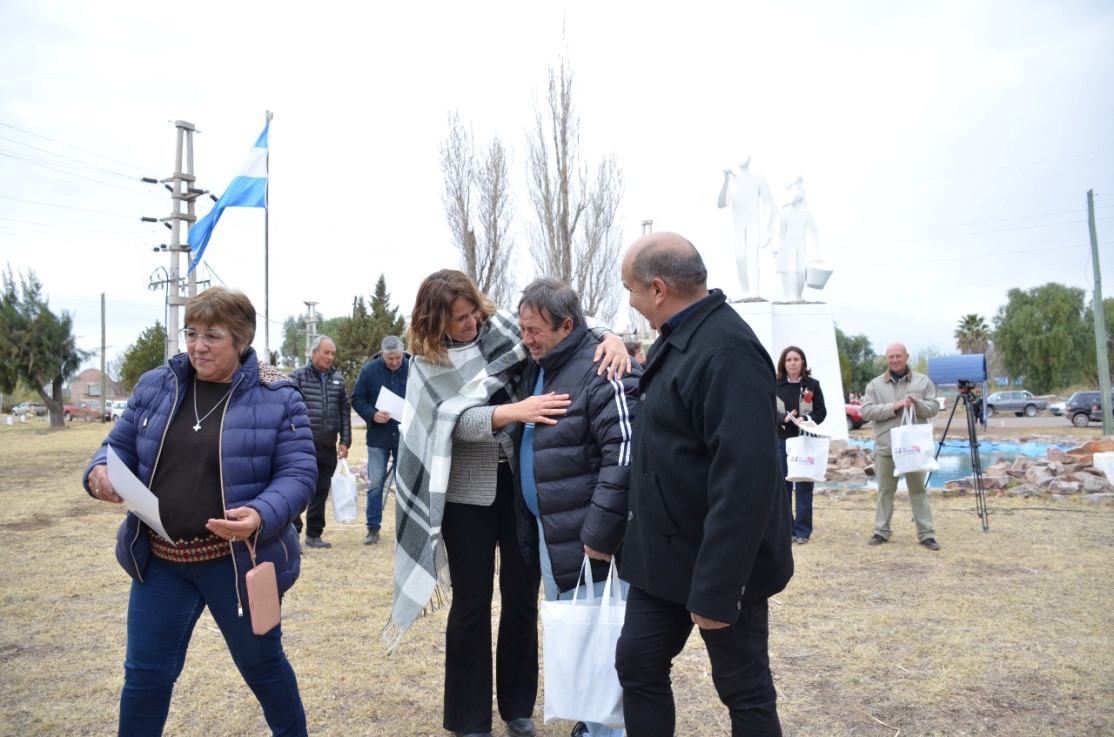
[
  {"x1": 290, "y1": 364, "x2": 352, "y2": 447},
  {"x1": 514, "y1": 325, "x2": 641, "y2": 593}
]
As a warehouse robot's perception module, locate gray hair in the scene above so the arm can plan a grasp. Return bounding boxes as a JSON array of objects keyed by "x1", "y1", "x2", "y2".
[
  {"x1": 310, "y1": 335, "x2": 335, "y2": 353},
  {"x1": 518, "y1": 278, "x2": 586, "y2": 330},
  {"x1": 631, "y1": 239, "x2": 707, "y2": 295},
  {"x1": 380, "y1": 335, "x2": 404, "y2": 355}
]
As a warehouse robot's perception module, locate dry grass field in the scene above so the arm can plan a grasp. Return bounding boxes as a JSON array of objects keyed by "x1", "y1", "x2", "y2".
[{"x1": 1, "y1": 420, "x2": 1111, "y2": 737}]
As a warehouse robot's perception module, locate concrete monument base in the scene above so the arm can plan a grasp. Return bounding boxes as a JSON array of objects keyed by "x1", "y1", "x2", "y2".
[{"x1": 732, "y1": 300, "x2": 848, "y2": 441}]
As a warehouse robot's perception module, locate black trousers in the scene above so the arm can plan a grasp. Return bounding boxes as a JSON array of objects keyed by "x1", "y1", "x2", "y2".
[
  {"x1": 294, "y1": 443, "x2": 336, "y2": 538},
  {"x1": 615, "y1": 586, "x2": 781, "y2": 737},
  {"x1": 441, "y1": 464, "x2": 541, "y2": 732}
]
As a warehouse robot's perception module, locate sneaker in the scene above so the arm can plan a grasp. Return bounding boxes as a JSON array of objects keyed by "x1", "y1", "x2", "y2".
[
  {"x1": 569, "y1": 723, "x2": 588, "y2": 737},
  {"x1": 364, "y1": 529, "x2": 380, "y2": 545},
  {"x1": 793, "y1": 536, "x2": 809, "y2": 544},
  {"x1": 920, "y1": 538, "x2": 941, "y2": 551},
  {"x1": 304, "y1": 536, "x2": 332, "y2": 549},
  {"x1": 867, "y1": 534, "x2": 887, "y2": 545}
]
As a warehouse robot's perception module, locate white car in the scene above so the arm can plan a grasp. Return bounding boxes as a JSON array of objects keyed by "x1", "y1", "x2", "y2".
[{"x1": 109, "y1": 400, "x2": 129, "y2": 421}]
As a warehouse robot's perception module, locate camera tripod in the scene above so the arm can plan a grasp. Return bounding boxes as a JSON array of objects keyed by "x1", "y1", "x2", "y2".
[{"x1": 929, "y1": 390, "x2": 989, "y2": 531}]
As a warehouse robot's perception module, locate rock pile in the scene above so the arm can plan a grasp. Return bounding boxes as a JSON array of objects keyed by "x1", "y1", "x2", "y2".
[
  {"x1": 824, "y1": 439, "x2": 872, "y2": 483},
  {"x1": 941, "y1": 438, "x2": 1114, "y2": 503}
]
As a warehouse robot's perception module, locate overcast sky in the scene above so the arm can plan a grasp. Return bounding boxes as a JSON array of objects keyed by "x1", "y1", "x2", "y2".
[{"x1": 1, "y1": 0, "x2": 1112, "y2": 372}]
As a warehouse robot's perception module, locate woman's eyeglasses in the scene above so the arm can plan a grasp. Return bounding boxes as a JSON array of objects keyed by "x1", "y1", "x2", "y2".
[{"x1": 181, "y1": 328, "x2": 228, "y2": 347}]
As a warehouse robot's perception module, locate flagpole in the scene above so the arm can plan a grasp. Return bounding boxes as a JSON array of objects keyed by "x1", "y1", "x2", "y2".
[{"x1": 264, "y1": 110, "x2": 273, "y2": 360}]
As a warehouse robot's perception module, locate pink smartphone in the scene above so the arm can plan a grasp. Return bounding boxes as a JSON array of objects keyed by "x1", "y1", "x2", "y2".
[{"x1": 245, "y1": 561, "x2": 281, "y2": 635}]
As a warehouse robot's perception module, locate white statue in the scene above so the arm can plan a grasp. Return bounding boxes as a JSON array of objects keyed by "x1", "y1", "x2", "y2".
[
  {"x1": 717, "y1": 155, "x2": 776, "y2": 300},
  {"x1": 774, "y1": 179, "x2": 821, "y2": 302}
]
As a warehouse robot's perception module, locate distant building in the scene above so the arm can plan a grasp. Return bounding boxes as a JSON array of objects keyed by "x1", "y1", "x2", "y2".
[{"x1": 67, "y1": 369, "x2": 127, "y2": 402}]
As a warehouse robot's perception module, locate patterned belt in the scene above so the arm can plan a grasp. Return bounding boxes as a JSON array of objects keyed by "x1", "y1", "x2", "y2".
[{"x1": 147, "y1": 527, "x2": 231, "y2": 563}]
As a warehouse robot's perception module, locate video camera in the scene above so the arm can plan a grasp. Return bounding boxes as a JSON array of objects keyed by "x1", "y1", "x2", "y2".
[{"x1": 926, "y1": 354, "x2": 987, "y2": 388}]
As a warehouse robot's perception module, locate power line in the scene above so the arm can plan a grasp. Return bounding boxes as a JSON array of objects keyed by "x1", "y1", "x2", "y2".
[
  {"x1": 0, "y1": 150, "x2": 164, "y2": 200},
  {"x1": 0, "y1": 120, "x2": 150, "y2": 173},
  {"x1": 870, "y1": 241, "x2": 1100, "y2": 266},
  {"x1": 0, "y1": 216, "x2": 150, "y2": 238},
  {"x1": 0, "y1": 194, "x2": 140, "y2": 218},
  {"x1": 852, "y1": 215, "x2": 1114, "y2": 246},
  {"x1": 0, "y1": 134, "x2": 146, "y2": 181}
]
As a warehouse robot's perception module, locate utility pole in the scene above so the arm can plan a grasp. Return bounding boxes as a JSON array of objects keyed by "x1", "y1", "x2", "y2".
[
  {"x1": 1087, "y1": 190, "x2": 1112, "y2": 434},
  {"x1": 147, "y1": 121, "x2": 208, "y2": 361},
  {"x1": 100, "y1": 293, "x2": 107, "y2": 423},
  {"x1": 264, "y1": 110, "x2": 274, "y2": 360},
  {"x1": 303, "y1": 301, "x2": 320, "y2": 365}
]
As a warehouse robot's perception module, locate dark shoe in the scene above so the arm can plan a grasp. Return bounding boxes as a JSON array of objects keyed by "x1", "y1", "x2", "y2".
[
  {"x1": 452, "y1": 732, "x2": 493, "y2": 737},
  {"x1": 304, "y1": 535, "x2": 332, "y2": 549},
  {"x1": 364, "y1": 529, "x2": 380, "y2": 545},
  {"x1": 570, "y1": 722, "x2": 589, "y2": 737},
  {"x1": 921, "y1": 538, "x2": 941, "y2": 551},
  {"x1": 506, "y1": 718, "x2": 536, "y2": 737},
  {"x1": 867, "y1": 534, "x2": 887, "y2": 545}
]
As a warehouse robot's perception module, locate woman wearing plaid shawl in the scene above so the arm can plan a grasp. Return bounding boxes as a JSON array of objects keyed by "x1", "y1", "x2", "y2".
[{"x1": 392, "y1": 270, "x2": 628, "y2": 737}]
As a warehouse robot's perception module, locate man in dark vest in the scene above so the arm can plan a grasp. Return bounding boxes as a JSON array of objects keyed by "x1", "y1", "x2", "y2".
[
  {"x1": 291, "y1": 335, "x2": 351, "y2": 548},
  {"x1": 615, "y1": 232, "x2": 793, "y2": 737}
]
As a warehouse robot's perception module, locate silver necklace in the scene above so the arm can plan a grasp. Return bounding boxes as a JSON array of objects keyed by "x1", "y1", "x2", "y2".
[{"x1": 192, "y1": 377, "x2": 234, "y2": 432}]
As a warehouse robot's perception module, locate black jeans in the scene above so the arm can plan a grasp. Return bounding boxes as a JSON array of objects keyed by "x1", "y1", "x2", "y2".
[
  {"x1": 615, "y1": 586, "x2": 781, "y2": 737},
  {"x1": 441, "y1": 464, "x2": 541, "y2": 732},
  {"x1": 294, "y1": 443, "x2": 337, "y2": 538}
]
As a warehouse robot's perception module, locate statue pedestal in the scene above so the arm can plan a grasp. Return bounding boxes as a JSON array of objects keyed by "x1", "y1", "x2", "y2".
[{"x1": 731, "y1": 301, "x2": 848, "y2": 441}]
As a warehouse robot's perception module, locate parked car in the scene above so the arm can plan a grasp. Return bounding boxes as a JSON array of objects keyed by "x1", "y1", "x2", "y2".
[
  {"x1": 1049, "y1": 400, "x2": 1066, "y2": 417},
  {"x1": 1064, "y1": 390, "x2": 1105, "y2": 427},
  {"x1": 11, "y1": 401, "x2": 47, "y2": 417},
  {"x1": 63, "y1": 401, "x2": 100, "y2": 422},
  {"x1": 985, "y1": 390, "x2": 1047, "y2": 418},
  {"x1": 106, "y1": 400, "x2": 129, "y2": 421},
  {"x1": 846, "y1": 402, "x2": 866, "y2": 430}
]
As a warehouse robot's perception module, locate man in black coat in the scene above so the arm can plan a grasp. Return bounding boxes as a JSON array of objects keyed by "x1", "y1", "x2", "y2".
[
  {"x1": 290, "y1": 335, "x2": 352, "y2": 548},
  {"x1": 615, "y1": 232, "x2": 793, "y2": 737}
]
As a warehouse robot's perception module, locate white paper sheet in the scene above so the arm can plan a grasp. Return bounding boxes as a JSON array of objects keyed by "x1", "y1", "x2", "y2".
[
  {"x1": 106, "y1": 445, "x2": 175, "y2": 544},
  {"x1": 375, "y1": 386, "x2": 405, "y2": 420}
]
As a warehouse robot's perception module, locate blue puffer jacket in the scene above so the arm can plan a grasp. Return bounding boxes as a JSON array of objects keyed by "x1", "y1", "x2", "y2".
[{"x1": 83, "y1": 348, "x2": 317, "y2": 602}]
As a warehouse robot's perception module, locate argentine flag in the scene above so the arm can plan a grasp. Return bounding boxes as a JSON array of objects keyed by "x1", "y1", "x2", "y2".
[{"x1": 188, "y1": 121, "x2": 269, "y2": 272}]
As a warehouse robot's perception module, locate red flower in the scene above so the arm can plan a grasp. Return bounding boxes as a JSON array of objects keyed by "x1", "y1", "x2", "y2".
[{"x1": 802, "y1": 389, "x2": 813, "y2": 403}]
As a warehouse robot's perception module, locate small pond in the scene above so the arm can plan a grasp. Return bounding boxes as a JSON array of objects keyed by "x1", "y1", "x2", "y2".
[{"x1": 845, "y1": 438, "x2": 1075, "y2": 488}]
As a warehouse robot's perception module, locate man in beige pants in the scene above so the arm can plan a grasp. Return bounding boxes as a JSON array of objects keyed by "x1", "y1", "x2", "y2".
[{"x1": 859, "y1": 343, "x2": 942, "y2": 551}]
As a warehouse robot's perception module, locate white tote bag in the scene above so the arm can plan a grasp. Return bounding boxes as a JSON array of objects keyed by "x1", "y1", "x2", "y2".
[
  {"x1": 785, "y1": 431, "x2": 830, "y2": 482},
  {"x1": 330, "y1": 459, "x2": 358, "y2": 523},
  {"x1": 541, "y1": 557, "x2": 626, "y2": 729},
  {"x1": 890, "y1": 406, "x2": 939, "y2": 476}
]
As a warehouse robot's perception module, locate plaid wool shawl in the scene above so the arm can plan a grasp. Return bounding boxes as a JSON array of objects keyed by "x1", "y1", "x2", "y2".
[{"x1": 384, "y1": 310, "x2": 527, "y2": 652}]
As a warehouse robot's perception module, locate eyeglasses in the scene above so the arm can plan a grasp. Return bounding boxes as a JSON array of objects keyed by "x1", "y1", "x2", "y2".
[{"x1": 181, "y1": 328, "x2": 228, "y2": 347}]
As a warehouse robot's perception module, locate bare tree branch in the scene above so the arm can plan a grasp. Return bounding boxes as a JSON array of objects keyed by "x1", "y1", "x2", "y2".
[
  {"x1": 440, "y1": 112, "x2": 476, "y2": 278},
  {"x1": 526, "y1": 57, "x2": 623, "y2": 318},
  {"x1": 475, "y1": 136, "x2": 515, "y2": 308}
]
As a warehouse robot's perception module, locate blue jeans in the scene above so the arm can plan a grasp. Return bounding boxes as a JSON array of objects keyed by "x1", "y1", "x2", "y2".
[
  {"x1": 365, "y1": 445, "x2": 396, "y2": 531},
  {"x1": 537, "y1": 521, "x2": 626, "y2": 737},
  {"x1": 777, "y1": 438, "x2": 814, "y2": 539},
  {"x1": 119, "y1": 556, "x2": 306, "y2": 737}
]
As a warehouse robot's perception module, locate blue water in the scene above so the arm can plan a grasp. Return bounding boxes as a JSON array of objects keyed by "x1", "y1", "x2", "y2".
[{"x1": 845, "y1": 438, "x2": 1074, "y2": 488}]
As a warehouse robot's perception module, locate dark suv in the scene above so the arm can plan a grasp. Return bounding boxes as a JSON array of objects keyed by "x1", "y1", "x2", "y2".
[{"x1": 1065, "y1": 391, "x2": 1104, "y2": 427}]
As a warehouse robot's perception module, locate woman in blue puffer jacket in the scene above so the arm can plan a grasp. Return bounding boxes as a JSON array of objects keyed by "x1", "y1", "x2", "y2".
[{"x1": 83, "y1": 287, "x2": 316, "y2": 737}]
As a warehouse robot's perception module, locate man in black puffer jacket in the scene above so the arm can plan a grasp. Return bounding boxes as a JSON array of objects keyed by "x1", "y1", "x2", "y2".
[
  {"x1": 513, "y1": 278, "x2": 640, "y2": 737},
  {"x1": 514, "y1": 278, "x2": 641, "y2": 592},
  {"x1": 290, "y1": 335, "x2": 352, "y2": 548}
]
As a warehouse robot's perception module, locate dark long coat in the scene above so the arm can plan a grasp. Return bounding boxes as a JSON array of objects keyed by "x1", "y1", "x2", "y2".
[{"x1": 619, "y1": 290, "x2": 793, "y2": 624}]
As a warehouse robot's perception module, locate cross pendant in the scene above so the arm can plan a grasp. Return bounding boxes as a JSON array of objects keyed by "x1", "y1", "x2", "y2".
[{"x1": 192, "y1": 423, "x2": 202, "y2": 432}]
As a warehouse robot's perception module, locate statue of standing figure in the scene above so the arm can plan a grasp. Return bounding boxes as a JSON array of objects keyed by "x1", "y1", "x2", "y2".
[
  {"x1": 774, "y1": 177, "x2": 821, "y2": 302},
  {"x1": 717, "y1": 155, "x2": 776, "y2": 300}
]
